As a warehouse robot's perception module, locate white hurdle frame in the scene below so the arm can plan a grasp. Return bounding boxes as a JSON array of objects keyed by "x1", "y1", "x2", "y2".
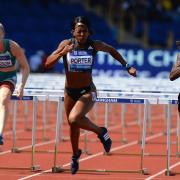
[
  {"x1": 52, "y1": 96, "x2": 149, "y2": 174},
  {"x1": 3, "y1": 90, "x2": 179, "y2": 176}
]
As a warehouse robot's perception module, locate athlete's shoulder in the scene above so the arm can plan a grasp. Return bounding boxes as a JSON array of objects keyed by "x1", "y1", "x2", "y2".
[
  {"x1": 91, "y1": 40, "x2": 107, "y2": 49},
  {"x1": 3, "y1": 38, "x2": 12, "y2": 46},
  {"x1": 91, "y1": 40, "x2": 104, "y2": 45},
  {"x1": 58, "y1": 39, "x2": 72, "y2": 48},
  {"x1": 3, "y1": 39, "x2": 20, "y2": 52}
]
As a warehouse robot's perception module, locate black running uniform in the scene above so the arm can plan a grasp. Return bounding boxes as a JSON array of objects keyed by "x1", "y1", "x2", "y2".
[{"x1": 63, "y1": 38, "x2": 97, "y2": 101}]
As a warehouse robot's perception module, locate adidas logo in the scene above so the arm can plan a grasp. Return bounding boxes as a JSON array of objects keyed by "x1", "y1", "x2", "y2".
[
  {"x1": 88, "y1": 46, "x2": 93, "y2": 50},
  {"x1": 80, "y1": 89, "x2": 86, "y2": 94},
  {"x1": 103, "y1": 133, "x2": 110, "y2": 141}
]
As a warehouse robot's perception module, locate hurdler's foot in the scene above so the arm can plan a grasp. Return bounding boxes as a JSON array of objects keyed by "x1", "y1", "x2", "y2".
[
  {"x1": 71, "y1": 149, "x2": 82, "y2": 175},
  {"x1": 98, "y1": 127, "x2": 112, "y2": 153},
  {"x1": 0, "y1": 135, "x2": 3, "y2": 145}
]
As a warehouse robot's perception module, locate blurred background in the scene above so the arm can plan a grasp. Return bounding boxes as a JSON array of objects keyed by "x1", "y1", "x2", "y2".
[{"x1": 0, "y1": 0, "x2": 180, "y2": 78}]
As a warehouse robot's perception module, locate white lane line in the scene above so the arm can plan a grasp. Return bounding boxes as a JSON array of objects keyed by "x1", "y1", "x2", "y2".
[
  {"x1": 145, "y1": 161, "x2": 180, "y2": 180},
  {"x1": 18, "y1": 131, "x2": 167, "y2": 180},
  {"x1": 0, "y1": 140, "x2": 55, "y2": 155},
  {"x1": 0, "y1": 124, "x2": 122, "y2": 156}
]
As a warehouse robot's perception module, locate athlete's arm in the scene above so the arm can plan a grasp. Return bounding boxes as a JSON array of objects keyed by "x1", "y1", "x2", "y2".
[
  {"x1": 44, "y1": 39, "x2": 73, "y2": 69},
  {"x1": 10, "y1": 40, "x2": 30, "y2": 97},
  {"x1": 93, "y1": 40, "x2": 137, "y2": 77},
  {"x1": 169, "y1": 53, "x2": 180, "y2": 81}
]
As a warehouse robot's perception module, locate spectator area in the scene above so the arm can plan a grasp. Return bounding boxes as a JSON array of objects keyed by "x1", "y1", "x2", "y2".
[{"x1": 0, "y1": 0, "x2": 118, "y2": 58}]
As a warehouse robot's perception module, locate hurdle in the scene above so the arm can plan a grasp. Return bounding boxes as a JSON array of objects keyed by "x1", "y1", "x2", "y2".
[
  {"x1": 12, "y1": 93, "x2": 52, "y2": 141},
  {"x1": 25, "y1": 85, "x2": 178, "y2": 145},
  {"x1": 98, "y1": 90, "x2": 178, "y2": 141},
  {"x1": 52, "y1": 96, "x2": 64, "y2": 173},
  {"x1": 11, "y1": 95, "x2": 34, "y2": 153},
  {"x1": 8, "y1": 82, "x2": 180, "y2": 174},
  {"x1": 0, "y1": 95, "x2": 41, "y2": 171},
  {"x1": 22, "y1": 89, "x2": 180, "y2": 158},
  {"x1": 164, "y1": 99, "x2": 180, "y2": 176},
  {"x1": 51, "y1": 96, "x2": 150, "y2": 175}
]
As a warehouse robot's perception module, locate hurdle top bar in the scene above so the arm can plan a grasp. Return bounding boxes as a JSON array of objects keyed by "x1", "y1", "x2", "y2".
[{"x1": 11, "y1": 94, "x2": 178, "y2": 105}]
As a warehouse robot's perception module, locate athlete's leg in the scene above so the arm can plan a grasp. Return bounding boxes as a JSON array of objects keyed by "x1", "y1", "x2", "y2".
[
  {"x1": 64, "y1": 92, "x2": 80, "y2": 155},
  {"x1": 69, "y1": 92, "x2": 112, "y2": 154},
  {"x1": 0, "y1": 86, "x2": 12, "y2": 143},
  {"x1": 65, "y1": 91, "x2": 112, "y2": 174},
  {"x1": 68, "y1": 92, "x2": 102, "y2": 135}
]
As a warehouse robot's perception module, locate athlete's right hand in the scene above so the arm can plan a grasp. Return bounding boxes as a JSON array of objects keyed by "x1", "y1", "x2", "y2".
[
  {"x1": 61, "y1": 44, "x2": 74, "y2": 55},
  {"x1": 128, "y1": 67, "x2": 137, "y2": 77}
]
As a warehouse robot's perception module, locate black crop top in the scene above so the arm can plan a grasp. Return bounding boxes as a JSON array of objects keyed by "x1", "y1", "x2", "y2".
[{"x1": 63, "y1": 38, "x2": 97, "y2": 73}]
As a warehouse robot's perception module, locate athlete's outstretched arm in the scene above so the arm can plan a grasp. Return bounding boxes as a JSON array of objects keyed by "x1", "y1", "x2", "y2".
[
  {"x1": 44, "y1": 40, "x2": 73, "y2": 69},
  {"x1": 169, "y1": 53, "x2": 180, "y2": 81},
  {"x1": 10, "y1": 40, "x2": 30, "y2": 97},
  {"x1": 169, "y1": 41, "x2": 180, "y2": 81},
  {"x1": 94, "y1": 40, "x2": 136, "y2": 77}
]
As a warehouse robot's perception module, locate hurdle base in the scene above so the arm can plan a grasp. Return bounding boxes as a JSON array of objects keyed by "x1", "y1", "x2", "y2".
[
  {"x1": 62, "y1": 137, "x2": 70, "y2": 141},
  {"x1": 25, "y1": 128, "x2": 32, "y2": 131},
  {"x1": 52, "y1": 166, "x2": 65, "y2": 173},
  {"x1": 103, "y1": 151, "x2": 112, "y2": 156},
  {"x1": 121, "y1": 138, "x2": 128, "y2": 144},
  {"x1": 140, "y1": 168, "x2": 149, "y2": 175},
  {"x1": 11, "y1": 147, "x2": 21, "y2": 153},
  {"x1": 176, "y1": 152, "x2": 180, "y2": 157},
  {"x1": 82, "y1": 150, "x2": 92, "y2": 155},
  {"x1": 43, "y1": 137, "x2": 50, "y2": 141},
  {"x1": 165, "y1": 170, "x2": 175, "y2": 176},
  {"x1": 31, "y1": 165, "x2": 41, "y2": 172},
  {"x1": 51, "y1": 167, "x2": 149, "y2": 174}
]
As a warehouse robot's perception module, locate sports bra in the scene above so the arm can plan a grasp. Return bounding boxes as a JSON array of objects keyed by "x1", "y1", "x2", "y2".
[
  {"x1": 63, "y1": 38, "x2": 97, "y2": 73},
  {"x1": 0, "y1": 39, "x2": 16, "y2": 68}
]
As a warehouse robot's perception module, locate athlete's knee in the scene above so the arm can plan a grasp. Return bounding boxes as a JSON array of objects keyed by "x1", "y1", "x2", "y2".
[
  {"x1": 68, "y1": 113, "x2": 79, "y2": 125},
  {"x1": 0, "y1": 95, "x2": 10, "y2": 106}
]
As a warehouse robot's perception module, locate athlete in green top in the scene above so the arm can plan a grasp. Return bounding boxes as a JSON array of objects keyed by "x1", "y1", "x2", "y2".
[{"x1": 0, "y1": 23, "x2": 30, "y2": 145}]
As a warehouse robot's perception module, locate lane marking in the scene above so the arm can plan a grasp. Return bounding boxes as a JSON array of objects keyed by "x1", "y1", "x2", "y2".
[
  {"x1": 145, "y1": 161, "x2": 180, "y2": 180},
  {"x1": 18, "y1": 130, "x2": 169, "y2": 180}
]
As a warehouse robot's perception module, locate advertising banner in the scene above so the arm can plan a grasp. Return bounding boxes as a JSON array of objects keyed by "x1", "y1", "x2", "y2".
[{"x1": 53, "y1": 48, "x2": 179, "y2": 78}]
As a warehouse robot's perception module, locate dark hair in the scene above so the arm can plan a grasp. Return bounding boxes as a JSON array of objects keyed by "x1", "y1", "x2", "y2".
[{"x1": 71, "y1": 16, "x2": 93, "y2": 34}]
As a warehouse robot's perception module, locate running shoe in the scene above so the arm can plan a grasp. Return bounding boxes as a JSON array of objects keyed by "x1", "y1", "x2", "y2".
[
  {"x1": 71, "y1": 149, "x2": 82, "y2": 174},
  {"x1": 98, "y1": 127, "x2": 112, "y2": 153},
  {"x1": 0, "y1": 135, "x2": 3, "y2": 145}
]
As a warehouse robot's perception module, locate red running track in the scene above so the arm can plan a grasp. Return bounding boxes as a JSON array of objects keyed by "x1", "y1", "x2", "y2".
[{"x1": 0, "y1": 101, "x2": 179, "y2": 180}]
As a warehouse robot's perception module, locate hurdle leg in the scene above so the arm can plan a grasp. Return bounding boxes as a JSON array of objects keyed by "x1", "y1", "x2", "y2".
[
  {"x1": 42, "y1": 98, "x2": 49, "y2": 141},
  {"x1": 165, "y1": 102, "x2": 173, "y2": 176},
  {"x1": 176, "y1": 111, "x2": 180, "y2": 157},
  {"x1": 59, "y1": 103, "x2": 64, "y2": 142},
  {"x1": 147, "y1": 104, "x2": 152, "y2": 135},
  {"x1": 8, "y1": 101, "x2": 14, "y2": 130},
  {"x1": 31, "y1": 96, "x2": 41, "y2": 171},
  {"x1": 137, "y1": 104, "x2": 143, "y2": 143},
  {"x1": 46, "y1": 95, "x2": 51, "y2": 124},
  {"x1": 83, "y1": 130, "x2": 90, "y2": 155},
  {"x1": 11, "y1": 101, "x2": 19, "y2": 153},
  {"x1": 23, "y1": 101, "x2": 29, "y2": 131},
  {"x1": 52, "y1": 97, "x2": 64, "y2": 173},
  {"x1": 163, "y1": 105, "x2": 167, "y2": 135},
  {"x1": 140, "y1": 99, "x2": 149, "y2": 175},
  {"x1": 121, "y1": 104, "x2": 127, "y2": 143},
  {"x1": 105, "y1": 103, "x2": 109, "y2": 128}
]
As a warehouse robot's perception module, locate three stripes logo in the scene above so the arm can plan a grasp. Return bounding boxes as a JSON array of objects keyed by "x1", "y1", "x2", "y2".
[{"x1": 103, "y1": 133, "x2": 110, "y2": 141}]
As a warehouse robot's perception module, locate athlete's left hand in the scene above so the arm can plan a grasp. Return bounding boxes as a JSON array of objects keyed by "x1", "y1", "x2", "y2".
[
  {"x1": 128, "y1": 67, "x2": 137, "y2": 77},
  {"x1": 16, "y1": 83, "x2": 24, "y2": 98}
]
